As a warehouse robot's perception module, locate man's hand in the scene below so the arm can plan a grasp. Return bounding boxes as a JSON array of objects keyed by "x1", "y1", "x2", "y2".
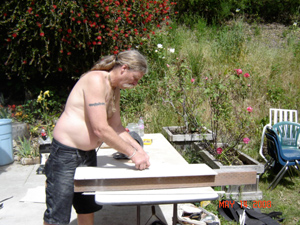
[{"x1": 131, "y1": 150, "x2": 150, "y2": 170}]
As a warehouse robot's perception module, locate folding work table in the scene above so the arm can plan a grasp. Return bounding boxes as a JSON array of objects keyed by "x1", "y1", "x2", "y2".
[{"x1": 74, "y1": 133, "x2": 256, "y2": 225}]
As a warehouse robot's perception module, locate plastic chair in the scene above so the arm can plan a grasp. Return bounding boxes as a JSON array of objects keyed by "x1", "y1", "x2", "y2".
[
  {"x1": 272, "y1": 121, "x2": 300, "y2": 148},
  {"x1": 263, "y1": 127, "x2": 300, "y2": 190},
  {"x1": 259, "y1": 108, "x2": 298, "y2": 162}
]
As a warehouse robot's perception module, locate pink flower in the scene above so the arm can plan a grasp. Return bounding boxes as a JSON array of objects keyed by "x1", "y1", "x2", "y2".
[
  {"x1": 247, "y1": 107, "x2": 253, "y2": 112},
  {"x1": 191, "y1": 78, "x2": 195, "y2": 83},
  {"x1": 235, "y1": 69, "x2": 243, "y2": 75},
  {"x1": 216, "y1": 147, "x2": 223, "y2": 154},
  {"x1": 167, "y1": 64, "x2": 170, "y2": 68},
  {"x1": 243, "y1": 137, "x2": 250, "y2": 144},
  {"x1": 244, "y1": 73, "x2": 250, "y2": 78}
]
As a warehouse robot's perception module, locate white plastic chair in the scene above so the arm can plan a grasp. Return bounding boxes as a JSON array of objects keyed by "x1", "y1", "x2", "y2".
[{"x1": 259, "y1": 108, "x2": 298, "y2": 162}]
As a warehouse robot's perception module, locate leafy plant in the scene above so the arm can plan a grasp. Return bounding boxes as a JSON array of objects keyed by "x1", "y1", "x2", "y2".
[
  {"x1": 0, "y1": 105, "x2": 11, "y2": 119},
  {"x1": 162, "y1": 56, "x2": 205, "y2": 134},
  {"x1": 16, "y1": 137, "x2": 39, "y2": 158}
]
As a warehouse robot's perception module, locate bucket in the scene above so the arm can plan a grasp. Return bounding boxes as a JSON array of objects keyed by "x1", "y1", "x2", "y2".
[{"x1": 0, "y1": 119, "x2": 13, "y2": 166}]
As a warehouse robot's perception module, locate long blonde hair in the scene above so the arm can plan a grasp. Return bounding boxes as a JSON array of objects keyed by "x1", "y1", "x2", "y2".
[{"x1": 90, "y1": 50, "x2": 148, "y2": 74}]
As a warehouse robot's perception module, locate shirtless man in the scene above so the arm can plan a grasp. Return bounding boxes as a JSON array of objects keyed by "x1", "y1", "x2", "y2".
[{"x1": 43, "y1": 50, "x2": 150, "y2": 225}]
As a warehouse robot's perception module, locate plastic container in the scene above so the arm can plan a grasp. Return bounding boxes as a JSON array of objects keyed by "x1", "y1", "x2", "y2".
[
  {"x1": 138, "y1": 117, "x2": 144, "y2": 137},
  {"x1": 126, "y1": 123, "x2": 139, "y2": 134},
  {"x1": 0, "y1": 119, "x2": 13, "y2": 166}
]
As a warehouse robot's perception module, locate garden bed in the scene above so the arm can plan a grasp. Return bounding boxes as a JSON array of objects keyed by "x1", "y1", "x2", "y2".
[
  {"x1": 162, "y1": 126, "x2": 213, "y2": 142},
  {"x1": 194, "y1": 143, "x2": 264, "y2": 200}
]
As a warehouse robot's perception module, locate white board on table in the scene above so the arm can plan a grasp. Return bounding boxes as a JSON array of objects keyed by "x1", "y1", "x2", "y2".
[{"x1": 74, "y1": 163, "x2": 217, "y2": 180}]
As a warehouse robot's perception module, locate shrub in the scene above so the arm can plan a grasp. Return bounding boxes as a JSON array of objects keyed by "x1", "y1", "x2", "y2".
[{"x1": 0, "y1": 0, "x2": 177, "y2": 100}]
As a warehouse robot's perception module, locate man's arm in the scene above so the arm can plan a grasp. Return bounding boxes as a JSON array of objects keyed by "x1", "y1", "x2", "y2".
[{"x1": 107, "y1": 88, "x2": 145, "y2": 153}]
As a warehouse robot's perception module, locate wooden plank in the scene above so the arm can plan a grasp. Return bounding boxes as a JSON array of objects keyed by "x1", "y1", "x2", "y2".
[
  {"x1": 213, "y1": 169, "x2": 257, "y2": 186},
  {"x1": 74, "y1": 168, "x2": 257, "y2": 192},
  {"x1": 74, "y1": 164, "x2": 217, "y2": 192},
  {"x1": 74, "y1": 175, "x2": 216, "y2": 192}
]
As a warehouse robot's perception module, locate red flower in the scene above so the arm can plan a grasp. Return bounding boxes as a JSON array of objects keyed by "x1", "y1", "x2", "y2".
[
  {"x1": 235, "y1": 69, "x2": 243, "y2": 75},
  {"x1": 67, "y1": 29, "x2": 72, "y2": 33},
  {"x1": 243, "y1": 138, "x2": 250, "y2": 144},
  {"x1": 40, "y1": 32, "x2": 45, "y2": 37},
  {"x1": 12, "y1": 33, "x2": 17, "y2": 38},
  {"x1": 244, "y1": 73, "x2": 250, "y2": 78},
  {"x1": 216, "y1": 147, "x2": 223, "y2": 154},
  {"x1": 67, "y1": 52, "x2": 71, "y2": 55},
  {"x1": 58, "y1": 67, "x2": 63, "y2": 72},
  {"x1": 247, "y1": 107, "x2": 253, "y2": 112},
  {"x1": 53, "y1": 5, "x2": 57, "y2": 9}
]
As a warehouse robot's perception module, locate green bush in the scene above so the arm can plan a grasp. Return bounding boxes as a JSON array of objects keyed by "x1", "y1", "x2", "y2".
[{"x1": 0, "y1": 0, "x2": 176, "y2": 101}]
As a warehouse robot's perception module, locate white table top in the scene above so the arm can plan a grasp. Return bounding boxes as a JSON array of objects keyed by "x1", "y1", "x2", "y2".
[{"x1": 93, "y1": 187, "x2": 219, "y2": 205}]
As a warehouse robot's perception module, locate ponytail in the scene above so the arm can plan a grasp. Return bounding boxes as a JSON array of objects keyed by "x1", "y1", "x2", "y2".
[{"x1": 90, "y1": 50, "x2": 147, "y2": 74}]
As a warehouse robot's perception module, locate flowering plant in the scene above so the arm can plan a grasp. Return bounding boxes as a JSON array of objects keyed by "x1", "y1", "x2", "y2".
[
  {"x1": 0, "y1": 104, "x2": 26, "y2": 122},
  {"x1": 1, "y1": 0, "x2": 177, "y2": 81},
  {"x1": 162, "y1": 57, "x2": 255, "y2": 165},
  {"x1": 199, "y1": 67, "x2": 255, "y2": 164}
]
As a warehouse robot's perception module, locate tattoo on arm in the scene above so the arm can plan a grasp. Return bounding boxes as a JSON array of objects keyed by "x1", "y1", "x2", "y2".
[{"x1": 89, "y1": 102, "x2": 105, "y2": 107}]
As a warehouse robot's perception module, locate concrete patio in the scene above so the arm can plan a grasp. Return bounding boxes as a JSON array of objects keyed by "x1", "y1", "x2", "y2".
[{"x1": 0, "y1": 161, "x2": 175, "y2": 225}]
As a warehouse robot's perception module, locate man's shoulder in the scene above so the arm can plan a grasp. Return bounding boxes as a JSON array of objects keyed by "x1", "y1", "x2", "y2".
[
  {"x1": 77, "y1": 71, "x2": 108, "y2": 94},
  {"x1": 83, "y1": 70, "x2": 106, "y2": 77}
]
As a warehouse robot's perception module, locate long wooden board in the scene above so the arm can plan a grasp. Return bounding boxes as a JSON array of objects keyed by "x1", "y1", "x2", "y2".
[{"x1": 74, "y1": 164, "x2": 256, "y2": 192}]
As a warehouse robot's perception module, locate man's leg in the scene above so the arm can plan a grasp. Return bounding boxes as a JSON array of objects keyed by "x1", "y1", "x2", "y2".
[{"x1": 77, "y1": 213, "x2": 94, "y2": 225}]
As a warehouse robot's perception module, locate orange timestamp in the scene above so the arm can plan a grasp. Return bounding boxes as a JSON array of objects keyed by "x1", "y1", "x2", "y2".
[{"x1": 219, "y1": 200, "x2": 272, "y2": 209}]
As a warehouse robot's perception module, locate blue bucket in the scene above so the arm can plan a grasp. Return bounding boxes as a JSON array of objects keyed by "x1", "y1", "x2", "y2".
[{"x1": 0, "y1": 119, "x2": 13, "y2": 166}]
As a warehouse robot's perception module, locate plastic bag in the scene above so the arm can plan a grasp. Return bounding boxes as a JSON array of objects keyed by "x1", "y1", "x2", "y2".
[{"x1": 177, "y1": 203, "x2": 221, "y2": 225}]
